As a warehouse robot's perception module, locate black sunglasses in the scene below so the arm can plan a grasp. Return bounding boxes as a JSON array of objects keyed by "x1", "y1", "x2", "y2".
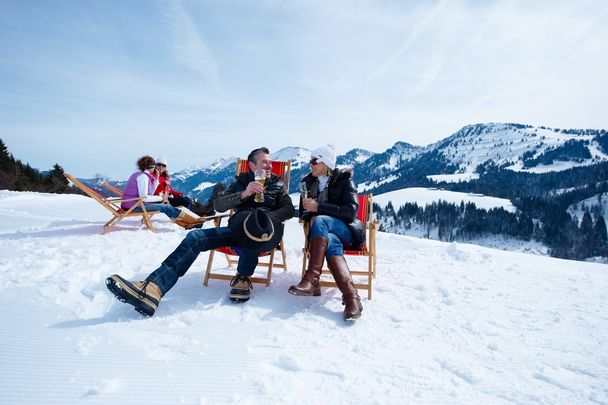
[
  {"x1": 155, "y1": 163, "x2": 167, "y2": 167},
  {"x1": 309, "y1": 158, "x2": 318, "y2": 166}
]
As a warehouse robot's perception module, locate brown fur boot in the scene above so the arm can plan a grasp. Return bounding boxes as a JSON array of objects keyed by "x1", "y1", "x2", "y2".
[
  {"x1": 173, "y1": 210, "x2": 206, "y2": 229},
  {"x1": 288, "y1": 237, "x2": 328, "y2": 296},
  {"x1": 327, "y1": 256, "x2": 362, "y2": 321},
  {"x1": 106, "y1": 274, "x2": 163, "y2": 316}
]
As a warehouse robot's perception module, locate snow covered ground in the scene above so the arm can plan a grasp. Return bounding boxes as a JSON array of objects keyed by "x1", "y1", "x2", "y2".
[
  {"x1": 1, "y1": 190, "x2": 607, "y2": 404},
  {"x1": 373, "y1": 187, "x2": 516, "y2": 213},
  {"x1": 427, "y1": 173, "x2": 480, "y2": 183}
]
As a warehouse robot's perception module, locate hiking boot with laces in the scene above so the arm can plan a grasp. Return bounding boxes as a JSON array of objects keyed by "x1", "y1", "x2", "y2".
[
  {"x1": 106, "y1": 274, "x2": 163, "y2": 316},
  {"x1": 229, "y1": 274, "x2": 252, "y2": 302}
]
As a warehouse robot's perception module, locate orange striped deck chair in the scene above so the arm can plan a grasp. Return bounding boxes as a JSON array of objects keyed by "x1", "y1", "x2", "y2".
[
  {"x1": 203, "y1": 158, "x2": 291, "y2": 287},
  {"x1": 301, "y1": 194, "x2": 378, "y2": 299},
  {"x1": 65, "y1": 173, "x2": 160, "y2": 235}
]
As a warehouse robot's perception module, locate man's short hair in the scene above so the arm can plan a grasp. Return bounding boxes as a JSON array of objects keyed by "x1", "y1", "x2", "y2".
[{"x1": 247, "y1": 147, "x2": 270, "y2": 164}]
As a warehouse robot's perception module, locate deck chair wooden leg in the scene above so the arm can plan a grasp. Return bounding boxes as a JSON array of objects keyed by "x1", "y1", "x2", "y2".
[
  {"x1": 368, "y1": 254, "x2": 373, "y2": 300},
  {"x1": 301, "y1": 250, "x2": 308, "y2": 278},
  {"x1": 265, "y1": 249, "x2": 276, "y2": 287},
  {"x1": 280, "y1": 245, "x2": 287, "y2": 271},
  {"x1": 141, "y1": 214, "x2": 155, "y2": 232},
  {"x1": 204, "y1": 249, "x2": 215, "y2": 286},
  {"x1": 224, "y1": 253, "x2": 234, "y2": 268},
  {"x1": 102, "y1": 215, "x2": 123, "y2": 235}
]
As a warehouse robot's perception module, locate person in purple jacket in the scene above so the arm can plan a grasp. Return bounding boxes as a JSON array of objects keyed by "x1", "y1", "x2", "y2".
[{"x1": 121, "y1": 155, "x2": 204, "y2": 229}]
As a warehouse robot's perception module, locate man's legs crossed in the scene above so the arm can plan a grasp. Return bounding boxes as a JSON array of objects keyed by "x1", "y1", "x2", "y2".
[{"x1": 107, "y1": 227, "x2": 236, "y2": 315}]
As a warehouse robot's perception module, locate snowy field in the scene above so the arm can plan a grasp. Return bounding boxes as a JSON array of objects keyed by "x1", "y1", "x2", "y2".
[
  {"x1": 427, "y1": 173, "x2": 480, "y2": 183},
  {"x1": 372, "y1": 187, "x2": 516, "y2": 213},
  {"x1": 0, "y1": 190, "x2": 607, "y2": 404}
]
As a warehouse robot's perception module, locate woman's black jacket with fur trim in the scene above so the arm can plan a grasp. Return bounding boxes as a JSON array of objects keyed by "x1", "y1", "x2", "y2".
[{"x1": 299, "y1": 169, "x2": 365, "y2": 250}]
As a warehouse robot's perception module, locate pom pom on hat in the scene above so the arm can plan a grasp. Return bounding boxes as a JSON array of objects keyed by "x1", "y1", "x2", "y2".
[{"x1": 311, "y1": 144, "x2": 337, "y2": 170}]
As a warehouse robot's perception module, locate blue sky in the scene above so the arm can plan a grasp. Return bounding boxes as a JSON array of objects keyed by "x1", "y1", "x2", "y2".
[{"x1": 1, "y1": 0, "x2": 607, "y2": 179}]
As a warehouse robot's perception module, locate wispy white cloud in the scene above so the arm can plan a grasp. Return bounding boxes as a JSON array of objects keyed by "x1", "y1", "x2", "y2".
[
  {"x1": 370, "y1": 0, "x2": 447, "y2": 80},
  {"x1": 158, "y1": 0, "x2": 220, "y2": 90}
]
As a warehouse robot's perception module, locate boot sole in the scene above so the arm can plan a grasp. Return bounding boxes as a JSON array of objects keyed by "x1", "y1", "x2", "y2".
[
  {"x1": 105, "y1": 275, "x2": 158, "y2": 317},
  {"x1": 229, "y1": 296, "x2": 250, "y2": 303},
  {"x1": 229, "y1": 288, "x2": 250, "y2": 302},
  {"x1": 288, "y1": 287, "x2": 321, "y2": 297},
  {"x1": 343, "y1": 304, "x2": 363, "y2": 321}
]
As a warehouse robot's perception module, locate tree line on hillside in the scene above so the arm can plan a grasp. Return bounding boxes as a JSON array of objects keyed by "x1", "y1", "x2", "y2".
[
  {"x1": 375, "y1": 200, "x2": 608, "y2": 260},
  {"x1": 0, "y1": 138, "x2": 71, "y2": 193},
  {"x1": 368, "y1": 160, "x2": 608, "y2": 261}
]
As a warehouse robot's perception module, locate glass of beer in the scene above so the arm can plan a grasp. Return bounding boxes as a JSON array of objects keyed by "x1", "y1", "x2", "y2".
[{"x1": 254, "y1": 169, "x2": 266, "y2": 203}]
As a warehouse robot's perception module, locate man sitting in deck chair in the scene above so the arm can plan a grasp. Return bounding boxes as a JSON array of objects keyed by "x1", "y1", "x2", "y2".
[{"x1": 106, "y1": 147, "x2": 294, "y2": 316}]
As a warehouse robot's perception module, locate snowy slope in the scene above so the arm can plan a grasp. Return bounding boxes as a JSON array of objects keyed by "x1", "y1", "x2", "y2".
[
  {"x1": 0, "y1": 190, "x2": 607, "y2": 404},
  {"x1": 430, "y1": 123, "x2": 608, "y2": 175},
  {"x1": 373, "y1": 188, "x2": 516, "y2": 213}
]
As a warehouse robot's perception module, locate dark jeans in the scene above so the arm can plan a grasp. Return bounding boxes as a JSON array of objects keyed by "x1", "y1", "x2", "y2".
[
  {"x1": 168, "y1": 196, "x2": 191, "y2": 208},
  {"x1": 309, "y1": 215, "x2": 353, "y2": 257},
  {"x1": 146, "y1": 227, "x2": 259, "y2": 295},
  {"x1": 131, "y1": 203, "x2": 180, "y2": 219}
]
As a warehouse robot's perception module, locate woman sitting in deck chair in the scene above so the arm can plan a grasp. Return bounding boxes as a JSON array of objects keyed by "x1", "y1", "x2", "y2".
[
  {"x1": 121, "y1": 155, "x2": 205, "y2": 229},
  {"x1": 288, "y1": 144, "x2": 365, "y2": 321}
]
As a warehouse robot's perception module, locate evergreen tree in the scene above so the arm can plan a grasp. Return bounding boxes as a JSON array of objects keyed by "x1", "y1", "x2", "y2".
[
  {"x1": 579, "y1": 212, "x2": 593, "y2": 258},
  {"x1": 46, "y1": 164, "x2": 69, "y2": 193},
  {"x1": 592, "y1": 216, "x2": 608, "y2": 256},
  {"x1": 0, "y1": 138, "x2": 14, "y2": 172}
]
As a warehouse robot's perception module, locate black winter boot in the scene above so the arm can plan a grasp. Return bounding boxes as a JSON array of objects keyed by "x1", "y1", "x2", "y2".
[{"x1": 189, "y1": 199, "x2": 215, "y2": 217}]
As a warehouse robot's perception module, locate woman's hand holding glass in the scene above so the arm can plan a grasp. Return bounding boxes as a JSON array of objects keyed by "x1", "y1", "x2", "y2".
[{"x1": 302, "y1": 197, "x2": 319, "y2": 212}]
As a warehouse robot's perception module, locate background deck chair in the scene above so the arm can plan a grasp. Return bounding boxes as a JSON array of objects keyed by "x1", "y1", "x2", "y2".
[
  {"x1": 301, "y1": 193, "x2": 378, "y2": 299},
  {"x1": 203, "y1": 158, "x2": 291, "y2": 287},
  {"x1": 101, "y1": 181, "x2": 124, "y2": 197},
  {"x1": 65, "y1": 173, "x2": 160, "y2": 235},
  {"x1": 102, "y1": 179, "x2": 187, "y2": 214}
]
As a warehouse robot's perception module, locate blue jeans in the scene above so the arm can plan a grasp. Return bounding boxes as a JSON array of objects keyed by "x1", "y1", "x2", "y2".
[
  {"x1": 131, "y1": 203, "x2": 181, "y2": 219},
  {"x1": 309, "y1": 215, "x2": 353, "y2": 257},
  {"x1": 146, "y1": 227, "x2": 259, "y2": 295}
]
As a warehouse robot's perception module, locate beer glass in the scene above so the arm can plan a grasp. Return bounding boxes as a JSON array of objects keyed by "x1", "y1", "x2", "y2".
[
  {"x1": 254, "y1": 169, "x2": 266, "y2": 203},
  {"x1": 299, "y1": 182, "x2": 308, "y2": 215}
]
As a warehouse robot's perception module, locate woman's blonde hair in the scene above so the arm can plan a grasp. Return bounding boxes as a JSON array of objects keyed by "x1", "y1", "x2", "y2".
[{"x1": 319, "y1": 163, "x2": 333, "y2": 177}]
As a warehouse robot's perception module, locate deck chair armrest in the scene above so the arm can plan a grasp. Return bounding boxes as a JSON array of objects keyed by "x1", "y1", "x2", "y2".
[
  {"x1": 205, "y1": 211, "x2": 231, "y2": 227},
  {"x1": 118, "y1": 196, "x2": 150, "y2": 203},
  {"x1": 205, "y1": 212, "x2": 231, "y2": 220}
]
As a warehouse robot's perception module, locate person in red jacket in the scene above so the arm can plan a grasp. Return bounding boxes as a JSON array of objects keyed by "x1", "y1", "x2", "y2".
[{"x1": 152, "y1": 156, "x2": 214, "y2": 216}]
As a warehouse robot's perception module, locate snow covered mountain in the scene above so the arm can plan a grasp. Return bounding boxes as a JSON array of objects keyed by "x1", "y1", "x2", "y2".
[
  {"x1": 356, "y1": 123, "x2": 608, "y2": 193},
  {"x1": 170, "y1": 146, "x2": 376, "y2": 197},
  {"x1": 97, "y1": 122, "x2": 608, "y2": 201},
  {"x1": 427, "y1": 123, "x2": 608, "y2": 174}
]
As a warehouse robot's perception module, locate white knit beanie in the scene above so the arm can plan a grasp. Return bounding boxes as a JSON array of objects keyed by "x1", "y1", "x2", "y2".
[
  {"x1": 156, "y1": 156, "x2": 168, "y2": 166},
  {"x1": 311, "y1": 144, "x2": 337, "y2": 170}
]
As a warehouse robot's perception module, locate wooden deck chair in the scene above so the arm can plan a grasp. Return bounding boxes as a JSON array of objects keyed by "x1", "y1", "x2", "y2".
[
  {"x1": 102, "y1": 181, "x2": 182, "y2": 209},
  {"x1": 64, "y1": 173, "x2": 161, "y2": 235},
  {"x1": 301, "y1": 194, "x2": 378, "y2": 299},
  {"x1": 203, "y1": 158, "x2": 291, "y2": 287}
]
